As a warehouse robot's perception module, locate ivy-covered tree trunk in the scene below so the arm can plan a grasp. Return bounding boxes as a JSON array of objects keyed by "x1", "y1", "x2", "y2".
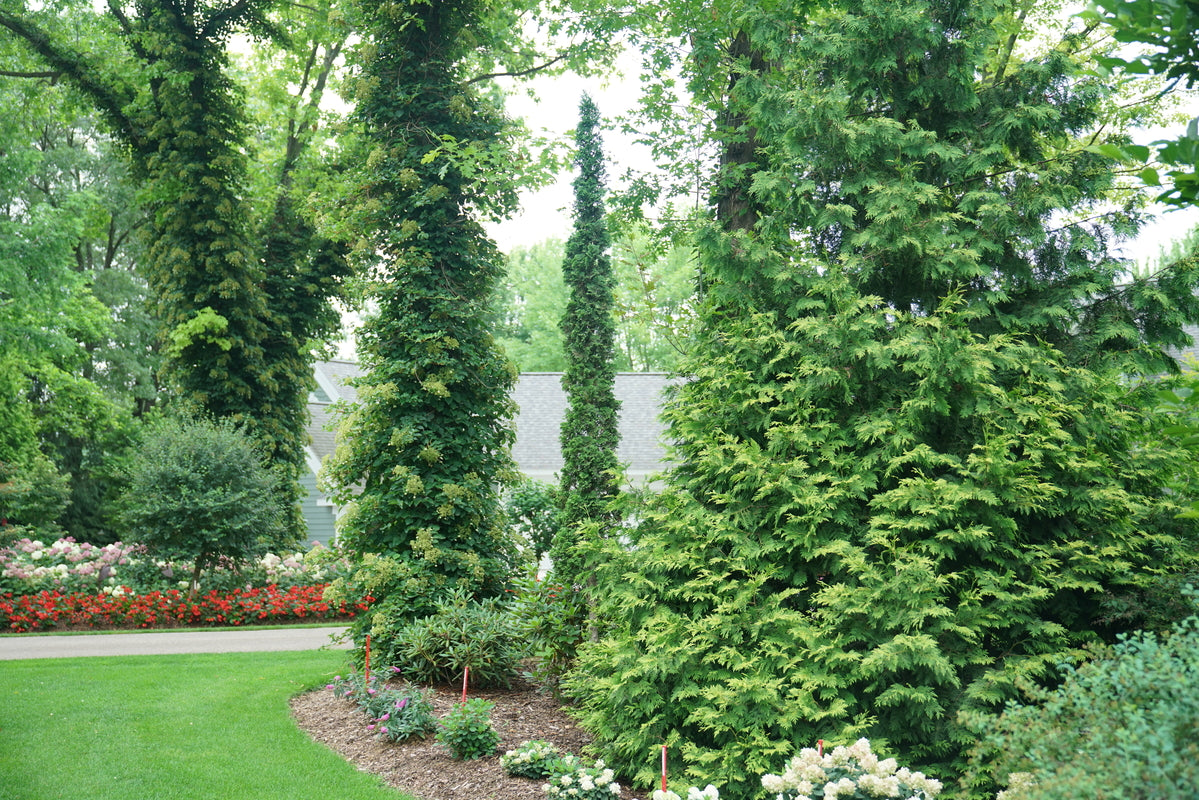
[
  {"x1": 322, "y1": 0, "x2": 518, "y2": 623},
  {"x1": 0, "y1": 2, "x2": 349, "y2": 541},
  {"x1": 565, "y1": 1, "x2": 1199, "y2": 796},
  {"x1": 552, "y1": 95, "x2": 620, "y2": 587}
]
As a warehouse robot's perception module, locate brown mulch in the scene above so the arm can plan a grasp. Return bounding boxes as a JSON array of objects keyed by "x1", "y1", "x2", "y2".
[{"x1": 290, "y1": 677, "x2": 610, "y2": 800}]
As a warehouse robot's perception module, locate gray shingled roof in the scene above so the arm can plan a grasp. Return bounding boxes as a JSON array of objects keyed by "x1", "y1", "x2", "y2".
[{"x1": 307, "y1": 361, "x2": 675, "y2": 485}]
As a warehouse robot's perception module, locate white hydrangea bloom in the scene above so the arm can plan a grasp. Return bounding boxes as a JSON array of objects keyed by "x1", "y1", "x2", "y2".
[{"x1": 761, "y1": 774, "x2": 786, "y2": 793}]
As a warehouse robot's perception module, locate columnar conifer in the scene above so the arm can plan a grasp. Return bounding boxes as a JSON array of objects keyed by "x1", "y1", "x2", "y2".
[
  {"x1": 552, "y1": 95, "x2": 620, "y2": 587},
  {"x1": 566, "y1": 2, "x2": 1199, "y2": 796}
]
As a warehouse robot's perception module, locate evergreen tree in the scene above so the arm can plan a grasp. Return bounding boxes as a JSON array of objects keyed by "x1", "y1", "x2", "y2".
[
  {"x1": 565, "y1": 1, "x2": 1199, "y2": 796},
  {"x1": 552, "y1": 95, "x2": 621, "y2": 586},
  {"x1": 322, "y1": 0, "x2": 519, "y2": 626}
]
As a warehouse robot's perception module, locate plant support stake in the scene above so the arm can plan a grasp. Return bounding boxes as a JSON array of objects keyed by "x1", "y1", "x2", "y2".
[
  {"x1": 365, "y1": 633, "x2": 371, "y2": 685},
  {"x1": 661, "y1": 745, "x2": 667, "y2": 792},
  {"x1": 461, "y1": 665, "x2": 470, "y2": 704}
]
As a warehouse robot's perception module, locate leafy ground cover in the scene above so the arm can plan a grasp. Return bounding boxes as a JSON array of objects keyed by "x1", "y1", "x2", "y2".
[{"x1": 0, "y1": 650, "x2": 412, "y2": 800}]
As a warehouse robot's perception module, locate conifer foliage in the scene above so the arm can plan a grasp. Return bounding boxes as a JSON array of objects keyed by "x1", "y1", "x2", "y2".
[
  {"x1": 322, "y1": 0, "x2": 518, "y2": 619},
  {"x1": 565, "y1": 2, "x2": 1199, "y2": 796},
  {"x1": 552, "y1": 95, "x2": 621, "y2": 586}
]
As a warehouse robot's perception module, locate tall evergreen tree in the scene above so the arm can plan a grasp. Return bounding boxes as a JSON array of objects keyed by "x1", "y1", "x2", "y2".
[
  {"x1": 552, "y1": 95, "x2": 621, "y2": 586},
  {"x1": 565, "y1": 1, "x2": 1199, "y2": 796},
  {"x1": 322, "y1": 0, "x2": 519, "y2": 625}
]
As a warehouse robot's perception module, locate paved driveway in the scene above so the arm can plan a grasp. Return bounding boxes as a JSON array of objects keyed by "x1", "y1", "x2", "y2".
[{"x1": 0, "y1": 626, "x2": 351, "y2": 660}]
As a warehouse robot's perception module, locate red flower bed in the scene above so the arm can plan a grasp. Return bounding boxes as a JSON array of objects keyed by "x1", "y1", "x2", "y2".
[{"x1": 0, "y1": 584, "x2": 372, "y2": 633}]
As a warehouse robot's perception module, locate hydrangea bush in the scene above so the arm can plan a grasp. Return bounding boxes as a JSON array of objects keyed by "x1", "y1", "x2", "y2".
[
  {"x1": 545, "y1": 759, "x2": 622, "y2": 800},
  {"x1": 500, "y1": 739, "x2": 582, "y2": 779},
  {"x1": 0, "y1": 536, "x2": 348, "y2": 595},
  {"x1": 761, "y1": 740, "x2": 942, "y2": 800}
]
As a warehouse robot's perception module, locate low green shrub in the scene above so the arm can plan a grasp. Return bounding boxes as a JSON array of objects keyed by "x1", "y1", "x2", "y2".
[
  {"x1": 437, "y1": 698, "x2": 499, "y2": 760},
  {"x1": 964, "y1": 608, "x2": 1199, "y2": 799},
  {"x1": 378, "y1": 587, "x2": 520, "y2": 688},
  {"x1": 509, "y1": 570, "x2": 587, "y2": 695},
  {"x1": 503, "y1": 478, "x2": 561, "y2": 562},
  {"x1": 500, "y1": 740, "x2": 582, "y2": 780}
]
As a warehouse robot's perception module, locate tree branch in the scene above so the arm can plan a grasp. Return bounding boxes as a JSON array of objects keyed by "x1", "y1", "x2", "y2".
[
  {"x1": 0, "y1": 9, "x2": 139, "y2": 149},
  {"x1": 465, "y1": 52, "x2": 569, "y2": 85},
  {"x1": 0, "y1": 69, "x2": 61, "y2": 80}
]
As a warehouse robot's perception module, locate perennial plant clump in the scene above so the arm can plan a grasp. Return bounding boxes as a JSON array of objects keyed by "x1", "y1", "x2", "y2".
[
  {"x1": 436, "y1": 698, "x2": 500, "y2": 760},
  {"x1": 761, "y1": 740, "x2": 942, "y2": 800},
  {"x1": 500, "y1": 739, "x2": 582, "y2": 780}
]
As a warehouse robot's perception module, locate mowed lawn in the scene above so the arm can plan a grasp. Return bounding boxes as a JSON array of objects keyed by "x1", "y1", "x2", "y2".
[{"x1": 0, "y1": 649, "x2": 413, "y2": 800}]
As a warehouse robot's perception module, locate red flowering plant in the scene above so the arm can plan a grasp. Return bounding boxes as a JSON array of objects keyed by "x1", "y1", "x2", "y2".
[{"x1": 0, "y1": 584, "x2": 371, "y2": 632}]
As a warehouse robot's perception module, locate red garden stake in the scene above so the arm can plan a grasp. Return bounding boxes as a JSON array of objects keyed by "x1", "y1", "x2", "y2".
[
  {"x1": 661, "y1": 745, "x2": 668, "y2": 793},
  {"x1": 364, "y1": 633, "x2": 372, "y2": 685},
  {"x1": 461, "y1": 665, "x2": 470, "y2": 704},
  {"x1": 817, "y1": 740, "x2": 824, "y2": 758}
]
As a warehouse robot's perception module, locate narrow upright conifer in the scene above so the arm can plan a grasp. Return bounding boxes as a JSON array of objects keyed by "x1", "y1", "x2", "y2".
[{"x1": 552, "y1": 95, "x2": 621, "y2": 587}]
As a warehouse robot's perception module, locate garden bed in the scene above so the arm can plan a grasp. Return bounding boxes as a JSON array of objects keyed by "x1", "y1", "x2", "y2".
[{"x1": 291, "y1": 677, "x2": 604, "y2": 800}]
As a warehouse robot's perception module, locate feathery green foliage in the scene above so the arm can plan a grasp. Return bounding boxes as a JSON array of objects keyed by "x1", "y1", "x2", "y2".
[
  {"x1": 322, "y1": 0, "x2": 519, "y2": 636},
  {"x1": 565, "y1": 2, "x2": 1199, "y2": 796},
  {"x1": 553, "y1": 95, "x2": 621, "y2": 586}
]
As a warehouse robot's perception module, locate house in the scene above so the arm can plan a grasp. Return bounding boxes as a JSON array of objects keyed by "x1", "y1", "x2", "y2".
[{"x1": 301, "y1": 360, "x2": 676, "y2": 545}]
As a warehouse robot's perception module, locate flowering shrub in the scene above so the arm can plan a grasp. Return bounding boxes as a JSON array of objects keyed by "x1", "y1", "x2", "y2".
[
  {"x1": 500, "y1": 739, "x2": 582, "y2": 780},
  {"x1": 652, "y1": 785, "x2": 719, "y2": 800},
  {"x1": 761, "y1": 739, "x2": 941, "y2": 800},
  {"x1": 0, "y1": 537, "x2": 143, "y2": 594},
  {"x1": 0, "y1": 536, "x2": 350, "y2": 596},
  {"x1": 0, "y1": 584, "x2": 370, "y2": 632},
  {"x1": 327, "y1": 669, "x2": 439, "y2": 743},
  {"x1": 545, "y1": 759, "x2": 622, "y2": 800}
]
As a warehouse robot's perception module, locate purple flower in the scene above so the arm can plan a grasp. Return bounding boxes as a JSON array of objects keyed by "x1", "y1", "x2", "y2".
[{"x1": 396, "y1": 697, "x2": 408, "y2": 711}]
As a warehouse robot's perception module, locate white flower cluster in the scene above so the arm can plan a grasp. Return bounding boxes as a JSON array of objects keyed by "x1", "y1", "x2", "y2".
[
  {"x1": 545, "y1": 760, "x2": 621, "y2": 800},
  {"x1": 260, "y1": 551, "x2": 324, "y2": 583},
  {"x1": 501, "y1": 739, "x2": 564, "y2": 776},
  {"x1": 760, "y1": 739, "x2": 942, "y2": 800},
  {"x1": 651, "y1": 784, "x2": 721, "y2": 800}
]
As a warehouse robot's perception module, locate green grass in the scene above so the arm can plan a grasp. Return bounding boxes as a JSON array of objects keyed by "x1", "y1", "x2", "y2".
[{"x1": 0, "y1": 650, "x2": 413, "y2": 800}]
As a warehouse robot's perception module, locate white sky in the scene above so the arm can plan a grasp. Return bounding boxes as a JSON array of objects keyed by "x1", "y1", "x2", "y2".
[{"x1": 486, "y1": 54, "x2": 1199, "y2": 265}]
